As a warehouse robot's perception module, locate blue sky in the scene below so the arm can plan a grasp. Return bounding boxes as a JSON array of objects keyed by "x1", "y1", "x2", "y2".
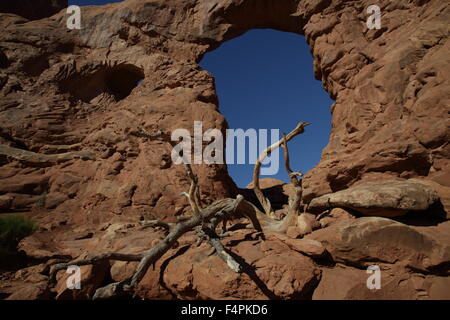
[
  {"x1": 69, "y1": 1, "x2": 333, "y2": 188},
  {"x1": 200, "y1": 30, "x2": 333, "y2": 187}
]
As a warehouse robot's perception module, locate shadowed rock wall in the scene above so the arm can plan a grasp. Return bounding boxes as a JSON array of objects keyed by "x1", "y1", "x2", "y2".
[{"x1": 0, "y1": 0, "x2": 68, "y2": 20}]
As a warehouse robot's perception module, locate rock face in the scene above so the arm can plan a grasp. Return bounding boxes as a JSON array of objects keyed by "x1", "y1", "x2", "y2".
[
  {"x1": 0, "y1": 0, "x2": 449, "y2": 301},
  {"x1": 306, "y1": 217, "x2": 450, "y2": 272},
  {"x1": 0, "y1": 0, "x2": 448, "y2": 220},
  {"x1": 54, "y1": 262, "x2": 110, "y2": 300},
  {"x1": 308, "y1": 218, "x2": 450, "y2": 299},
  {"x1": 312, "y1": 264, "x2": 450, "y2": 300},
  {"x1": 135, "y1": 230, "x2": 322, "y2": 300},
  {"x1": 0, "y1": 0, "x2": 67, "y2": 21},
  {"x1": 308, "y1": 180, "x2": 440, "y2": 217}
]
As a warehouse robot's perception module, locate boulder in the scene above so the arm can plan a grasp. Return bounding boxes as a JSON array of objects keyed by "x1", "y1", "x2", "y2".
[
  {"x1": 246, "y1": 178, "x2": 285, "y2": 190},
  {"x1": 53, "y1": 262, "x2": 110, "y2": 300},
  {"x1": 110, "y1": 261, "x2": 139, "y2": 283},
  {"x1": 44, "y1": 192, "x2": 68, "y2": 209},
  {"x1": 313, "y1": 264, "x2": 450, "y2": 300},
  {"x1": 284, "y1": 238, "x2": 327, "y2": 259},
  {"x1": 286, "y1": 226, "x2": 304, "y2": 239},
  {"x1": 308, "y1": 180, "x2": 440, "y2": 217},
  {"x1": 5, "y1": 282, "x2": 51, "y2": 300},
  {"x1": 135, "y1": 230, "x2": 321, "y2": 300},
  {"x1": 306, "y1": 217, "x2": 450, "y2": 272},
  {"x1": 18, "y1": 234, "x2": 61, "y2": 260},
  {"x1": 319, "y1": 207, "x2": 355, "y2": 228},
  {"x1": 13, "y1": 264, "x2": 48, "y2": 284}
]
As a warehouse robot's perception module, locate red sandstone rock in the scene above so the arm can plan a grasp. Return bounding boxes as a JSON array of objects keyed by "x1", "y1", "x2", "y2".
[
  {"x1": 135, "y1": 230, "x2": 321, "y2": 300},
  {"x1": 246, "y1": 178, "x2": 286, "y2": 190},
  {"x1": 308, "y1": 180, "x2": 440, "y2": 217},
  {"x1": 5, "y1": 282, "x2": 51, "y2": 300},
  {"x1": 319, "y1": 207, "x2": 355, "y2": 228},
  {"x1": 286, "y1": 226, "x2": 303, "y2": 239},
  {"x1": 0, "y1": 0, "x2": 448, "y2": 219},
  {"x1": 0, "y1": 0, "x2": 449, "y2": 301},
  {"x1": 284, "y1": 238, "x2": 327, "y2": 259},
  {"x1": 410, "y1": 178, "x2": 450, "y2": 219},
  {"x1": 295, "y1": 213, "x2": 320, "y2": 237},
  {"x1": 306, "y1": 217, "x2": 450, "y2": 272},
  {"x1": 313, "y1": 264, "x2": 450, "y2": 300},
  {"x1": 53, "y1": 262, "x2": 110, "y2": 300}
]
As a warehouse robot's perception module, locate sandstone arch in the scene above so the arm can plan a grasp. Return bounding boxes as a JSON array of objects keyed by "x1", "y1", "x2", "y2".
[
  {"x1": 0, "y1": 0, "x2": 449, "y2": 301},
  {"x1": 0, "y1": 0, "x2": 448, "y2": 220}
]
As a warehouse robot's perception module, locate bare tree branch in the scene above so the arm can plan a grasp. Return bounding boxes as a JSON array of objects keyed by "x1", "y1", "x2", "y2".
[
  {"x1": 48, "y1": 196, "x2": 246, "y2": 299},
  {"x1": 183, "y1": 162, "x2": 202, "y2": 215},
  {"x1": 49, "y1": 253, "x2": 143, "y2": 285},
  {"x1": 281, "y1": 133, "x2": 302, "y2": 216},
  {"x1": 251, "y1": 122, "x2": 309, "y2": 219},
  {"x1": 47, "y1": 122, "x2": 310, "y2": 299},
  {"x1": 195, "y1": 227, "x2": 241, "y2": 273},
  {"x1": 235, "y1": 198, "x2": 294, "y2": 234},
  {"x1": 128, "y1": 196, "x2": 243, "y2": 290}
]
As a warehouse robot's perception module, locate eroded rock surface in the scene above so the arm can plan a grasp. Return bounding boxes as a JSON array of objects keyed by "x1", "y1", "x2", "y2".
[
  {"x1": 0, "y1": 0, "x2": 448, "y2": 219},
  {"x1": 308, "y1": 180, "x2": 440, "y2": 217},
  {"x1": 312, "y1": 264, "x2": 450, "y2": 300},
  {"x1": 306, "y1": 217, "x2": 450, "y2": 272},
  {"x1": 0, "y1": 0, "x2": 449, "y2": 300}
]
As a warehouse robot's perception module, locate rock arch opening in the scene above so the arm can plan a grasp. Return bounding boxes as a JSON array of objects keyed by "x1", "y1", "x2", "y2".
[{"x1": 200, "y1": 29, "x2": 333, "y2": 189}]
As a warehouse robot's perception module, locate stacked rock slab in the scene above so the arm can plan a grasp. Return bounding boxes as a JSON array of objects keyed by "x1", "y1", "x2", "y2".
[{"x1": 308, "y1": 180, "x2": 440, "y2": 217}]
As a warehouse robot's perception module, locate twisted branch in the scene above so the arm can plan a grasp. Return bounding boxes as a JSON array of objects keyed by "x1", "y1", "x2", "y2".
[
  {"x1": 182, "y1": 162, "x2": 202, "y2": 215},
  {"x1": 47, "y1": 122, "x2": 310, "y2": 299},
  {"x1": 251, "y1": 122, "x2": 309, "y2": 219},
  {"x1": 281, "y1": 133, "x2": 302, "y2": 215}
]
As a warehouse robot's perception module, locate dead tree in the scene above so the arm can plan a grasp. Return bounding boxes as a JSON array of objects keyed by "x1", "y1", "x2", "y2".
[
  {"x1": 48, "y1": 121, "x2": 309, "y2": 299},
  {"x1": 243, "y1": 121, "x2": 309, "y2": 233}
]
